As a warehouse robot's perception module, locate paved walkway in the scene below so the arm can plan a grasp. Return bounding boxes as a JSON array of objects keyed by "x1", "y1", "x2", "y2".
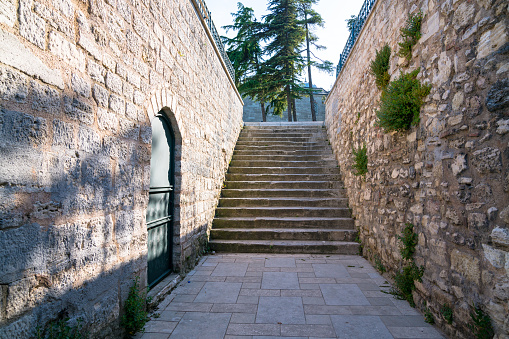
[{"x1": 139, "y1": 254, "x2": 444, "y2": 339}]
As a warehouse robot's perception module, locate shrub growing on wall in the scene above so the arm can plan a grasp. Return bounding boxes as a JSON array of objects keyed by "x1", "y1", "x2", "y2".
[
  {"x1": 376, "y1": 69, "x2": 431, "y2": 132},
  {"x1": 398, "y1": 12, "x2": 423, "y2": 61},
  {"x1": 352, "y1": 144, "x2": 368, "y2": 176},
  {"x1": 370, "y1": 44, "x2": 391, "y2": 90}
]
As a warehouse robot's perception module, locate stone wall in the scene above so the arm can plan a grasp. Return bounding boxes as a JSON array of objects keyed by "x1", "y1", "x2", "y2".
[
  {"x1": 0, "y1": 0, "x2": 243, "y2": 335},
  {"x1": 243, "y1": 95, "x2": 327, "y2": 122},
  {"x1": 325, "y1": 0, "x2": 508, "y2": 337}
]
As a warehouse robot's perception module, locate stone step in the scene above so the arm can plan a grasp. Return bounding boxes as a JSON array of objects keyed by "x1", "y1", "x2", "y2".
[
  {"x1": 235, "y1": 141, "x2": 329, "y2": 147},
  {"x1": 210, "y1": 228, "x2": 357, "y2": 241},
  {"x1": 216, "y1": 207, "x2": 351, "y2": 218},
  {"x1": 229, "y1": 160, "x2": 338, "y2": 168},
  {"x1": 228, "y1": 167, "x2": 340, "y2": 174},
  {"x1": 237, "y1": 137, "x2": 328, "y2": 143},
  {"x1": 208, "y1": 239, "x2": 360, "y2": 254},
  {"x1": 235, "y1": 145, "x2": 329, "y2": 151},
  {"x1": 233, "y1": 149, "x2": 333, "y2": 156},
  {"x1": 232, "y1": 154, "x2": 335, "y2": 161},
  {"x1": 239, "y1": 132, "x2": 325, "y2": 138},
  {"x1": 218, "y1": 197, "x2": 348, "y2": 207},
  {"x1": 225, "y1": 173, "x2": 341, "y2": 182},
  {"x1": 224, "y1": 180, "x2": 344, "y2": 190},
  {"x1": 213, "y1": 217, "x2": 355, "y2": 229},
  {"x1": 221, "y1": 189, "x2": 346, "y2": 198}
]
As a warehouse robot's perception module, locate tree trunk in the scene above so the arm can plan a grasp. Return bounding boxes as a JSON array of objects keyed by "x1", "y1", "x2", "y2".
[
  {"x1": 292, "y1": 97, "x2": 297, "y2": 122},
  {"x1": 260, "y1": 101, "x2": 267, "y2": 122},
  {"x1": 286, "y1": 85, "x2": 292, "y2": 122},
  {"x1": 305, "y1": 16, "x2": 317, "y2": 121}
]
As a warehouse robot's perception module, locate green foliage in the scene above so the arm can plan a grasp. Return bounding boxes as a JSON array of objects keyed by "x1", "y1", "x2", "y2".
[
  {"x1": 398, "y1": 223, "x2": 418, "y2": 260},
  {"x1": 35, "y1": 318, "x2": 86, "y2": 339},
  {"x1": 370, "y1": 44, "x2": 391, "y2": 90},
  {"x1": 121, "y1": 277, "x2": 149, "y2": 336},
  {"x1": 440, "y1": 304, "x2": 453, "y2": 324},
  {"x1": 376, "y1": 69, "x2": 431, "y2": 132},
  {"x1": 397, "y1": 12, "x2": 423, "y2": 61},
  {"x1": 469, "y1": 306, "x2": 494, "y2": 339},
  {"x1": 424, "y1": 307, "x2": 435, "y2": 324},
  {"x1": 352, "y1": 144, "x2": 368, "y2": 176},
  {"x1": 346, "y1": 15, "x2": 358, "y2": 32},
  {"x1": 391, "y1": 262, "x2": 424, "y2": 307},
  {"x1": 374, "y1": 254, "x2": 386, "y2": 274}
]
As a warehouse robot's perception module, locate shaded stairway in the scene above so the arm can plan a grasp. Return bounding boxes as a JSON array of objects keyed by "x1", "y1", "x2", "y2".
[{"x1": 209, "y1": 122, "x2": 359, "y2": 254}]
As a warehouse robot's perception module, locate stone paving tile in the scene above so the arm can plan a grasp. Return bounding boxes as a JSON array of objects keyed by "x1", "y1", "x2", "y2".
[
  {"x1": 319, "y1": 283, "x2": 370, "y2": 306},
  {"x1": 313, "y1": 264, "x2": 350, "y2": 278},
  {"x1": 144, "y1": 321, "x2": 178, "y2": 334},
  {"x1": 230, "y1": 313, "x2": 256, "y2": 324},
  {"x1": 212, "y1": 263, "x2": 249, "y2": 276},
  {"x1": 264, "y1": 257, "x2": 296, "y2": 267},
  {"x1": 281, "y1": 324, "x2": 336, "y2": 337},
  {"x1": 169, "y1": 312, "x2": 231, "y2": 339},
  {"x1": 261, "y1": 272, "x2": 300, "y2": 289},
  {"x1": 330, "y1": 315, "x2": 394, "y2": 339},
  {"x1": 227, "y1": 324, "x2": 280, "y2": 336},
  {"x1": 143, "y1": 254, "x2": 444, "y2": 339},
  {"x1": 256, "y1": 297, "x2": 305, "y2": 324},
  {"x1": 388, "y1": 326, "x2": 445, "y2": 338},
  {"x1": 194, "y1": 282, "x2": 242, "y2": 303}
]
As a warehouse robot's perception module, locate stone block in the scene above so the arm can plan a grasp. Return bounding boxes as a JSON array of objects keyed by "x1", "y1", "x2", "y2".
[
  {"x1": 97, "y1": 108, "x2": 118, "y2": 132},
  {"x1": 71, "y1": 73, "x2": 91, "y2": 98},
  {"x1": 93, "y1": 84, "x2": 108, "y2": 108},
  {"x1": 472, "y1": 147, "x2": 502, "y2": 173},
  {"x1": 109, "y1": 94, "x2": 125, "y2": 115},
  {"x1": 500, "y1": 207, "x2": 509, "y2": 226},
  {"x1": 119, "y1": 118, "x2": 139, "y2": 140},
  {"x1": 78, "y1": 125, "x2": 101, "y2": 154},
  {"x1": 451, "y1": 153, "x2": 467, "y2": 176},
  {"x1": 0, "y1": 65, "x2": 28, "y2": 103},
  {"x1": 467, "y1": 213, "x2": 488, "y2": 231},
  {"x1": 0, "y1": 0, "x2": 16, "y2": 26},
  {"x1": 105, "y1": 71, "x2": 122, "y2": 95},
  {"x1": 478, "y1": 22, "x2": 508, "y2": 59},
  {"x1": 49, "y1": 31, "x2": 85, "y2": 72},
  {"x1": 0, "y1": 109, "x2": 48, "y2": 147},
  {"x1": 19, "y1": 0, "x2": 46, "y2": 48},
  {"x1": 64, "y1": 96, "x2": 94, "y2": 125},
  {"x1": 31, "y1": 80, "x2": 61, "y2": 114},
  {"x1": 88, "y1": 60, "x2": 105, "y2": 84},
  {"x1": 450, "y1": 249, "x2": 480, "y2": 284},
  {"x1": 52, "y1": 119, "x2": 76, "y2": 149},
  {"x1": 486, "y1": 79, "x2": 509, "y2": 112}
]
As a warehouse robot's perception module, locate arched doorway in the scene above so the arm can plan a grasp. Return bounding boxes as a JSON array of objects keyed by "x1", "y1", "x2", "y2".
[{"x1": 147, "y1": 112, "x2": 174, "y2": 288}]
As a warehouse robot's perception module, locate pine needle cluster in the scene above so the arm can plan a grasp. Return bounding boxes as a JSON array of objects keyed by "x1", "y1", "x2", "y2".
[{"x1": 369, "y1": 44, "x2": 391, "y2": 90}]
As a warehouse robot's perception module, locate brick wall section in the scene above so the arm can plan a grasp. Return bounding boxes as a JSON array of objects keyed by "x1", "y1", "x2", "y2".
[
  {"x1": 0, "y1": 0, "x2": 243, "y2": 335},
  {"x1": 325, "y1": 0, "x2": 508, "y2": 337}
]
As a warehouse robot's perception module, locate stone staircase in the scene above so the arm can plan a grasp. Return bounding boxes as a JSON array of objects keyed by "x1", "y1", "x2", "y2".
[{"x1": 209, "y1": 122, "x2": 359, "y2": 254}]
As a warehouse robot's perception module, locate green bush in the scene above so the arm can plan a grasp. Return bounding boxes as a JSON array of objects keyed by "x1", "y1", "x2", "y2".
[
  {"x1": 121, "y1": 277, "x2": 149, "y2": 336},
  {"x1": 376, "y1": 69, "x2": 431, "y2": 132},
  {"x1": 469, "y1": 306, "x2": 494, "y2": 339},
  {"x1": 440, "y1": 304, "x2": 453, "y2": 324},
  {"x1": 35, "y1": 318, "x2": 86, "y2": 339},
  {"x1": 391, "y1": 262, "x2": 424, "y2": 307},
  {"x1": 398, "y1": 223, "x2": 418, "y2": 260},
  {"x1": 352, "y1": 144, "x2": 368, "y2": 176},
  {"x1": 398, "y1": 12, "x2": 423, "y2": 61},
  {"x1": 370, "y1": 44, "x2": 391, "y2": 90}
]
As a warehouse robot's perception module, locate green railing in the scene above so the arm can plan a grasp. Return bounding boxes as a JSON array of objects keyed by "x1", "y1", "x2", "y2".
[
  {"x1": 192, "y1": 0, "x2": 235, "y2": 82},
  {"x1": 336, "y1": 0, "x2": 377, "y2": 76}
]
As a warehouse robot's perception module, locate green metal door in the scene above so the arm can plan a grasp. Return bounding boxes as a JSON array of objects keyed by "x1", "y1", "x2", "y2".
[{"x1": 147, "y1": 114, "x2": 174, "y2": 288}]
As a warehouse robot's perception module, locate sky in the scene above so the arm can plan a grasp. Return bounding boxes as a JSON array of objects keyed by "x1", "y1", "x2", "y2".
[{"x1": 205, "y1": 0, "x2": 365, "y2": 91}]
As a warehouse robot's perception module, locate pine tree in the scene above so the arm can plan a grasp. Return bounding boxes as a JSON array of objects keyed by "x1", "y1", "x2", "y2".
[
  {"x1": 222, "y1": 3, "x2": 269, "y2": 121},
  {"x1": 298, "y1": 0, "x2": 333, "y2": 121},
  {"x1": 262, "y1": 0, "x2": 307, "y2": 121}
]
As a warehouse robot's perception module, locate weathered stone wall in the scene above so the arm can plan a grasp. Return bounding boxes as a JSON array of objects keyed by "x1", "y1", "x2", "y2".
[
  {"x1": 0, "y1": 0, "x2": 243, "y2": 335},
  {"x1": 243, "y1": 95, "x2": 327, "y2": 122},
  {"x1": 325, "y1": 0, "x2": 508, "y2": 337}
]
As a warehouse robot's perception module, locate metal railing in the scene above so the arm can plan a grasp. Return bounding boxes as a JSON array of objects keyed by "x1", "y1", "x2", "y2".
[
  {"x1": 336, "y1": 0, "x2": 377, "y2": 76},
  {"x1": 192, "y1": 0, "x2": 236, "y2": 82}
]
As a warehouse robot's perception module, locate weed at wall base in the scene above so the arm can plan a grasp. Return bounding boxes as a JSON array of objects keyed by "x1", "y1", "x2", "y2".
[
  {"x1": 469, "y1": 305, "x2": 494, "y2": 339},
  {"x1": 121, "y1": 277, "x2": 149, "y2": 336}
]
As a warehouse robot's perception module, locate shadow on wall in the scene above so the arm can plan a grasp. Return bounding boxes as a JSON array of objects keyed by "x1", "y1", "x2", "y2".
[{"x1": 0, "y1": 97, "x2": 151, "y2": 336}]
